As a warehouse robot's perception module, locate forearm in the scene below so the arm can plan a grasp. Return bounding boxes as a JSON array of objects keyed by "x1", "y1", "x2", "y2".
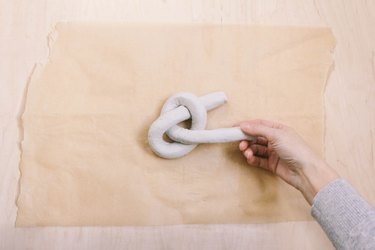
[{"x1": 311, "y1": 179, "x2": 375, "y2": 249}]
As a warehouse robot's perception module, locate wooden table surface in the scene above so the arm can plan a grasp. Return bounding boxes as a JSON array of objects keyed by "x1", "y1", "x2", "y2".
[{"x1": 1, "y1": 1, "x2": 374, "y2": 249}]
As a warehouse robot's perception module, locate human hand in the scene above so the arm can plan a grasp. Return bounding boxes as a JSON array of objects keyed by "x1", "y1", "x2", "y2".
[{"x1": 237, "y1": 119, "x2": 339, "y2": 204}]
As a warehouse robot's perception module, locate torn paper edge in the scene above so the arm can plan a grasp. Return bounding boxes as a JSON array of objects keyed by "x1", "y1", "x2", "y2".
[{"x1": 15, "y1": 24, "x2": 60, "y2": 227}]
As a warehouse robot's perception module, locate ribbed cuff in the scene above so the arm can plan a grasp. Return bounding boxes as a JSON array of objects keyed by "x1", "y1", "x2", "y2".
[{"x1": 311, "y1": 179, "x2": 373, "y2": 249}]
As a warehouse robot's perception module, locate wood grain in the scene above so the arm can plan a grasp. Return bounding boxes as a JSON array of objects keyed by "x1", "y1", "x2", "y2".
[{"x1": 1, "y1": 0, "x2": 374, "y2": 249}]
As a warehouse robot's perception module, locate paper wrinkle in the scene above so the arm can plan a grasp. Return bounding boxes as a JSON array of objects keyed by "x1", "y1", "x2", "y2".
[{"x1": 16, "y1": 23, "x2": 335, "y2": 226}]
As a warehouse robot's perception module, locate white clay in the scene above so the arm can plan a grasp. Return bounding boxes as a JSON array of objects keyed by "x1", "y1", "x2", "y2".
[{"x1": 148, "y1": 92, "x2": 254, "y2": 159}]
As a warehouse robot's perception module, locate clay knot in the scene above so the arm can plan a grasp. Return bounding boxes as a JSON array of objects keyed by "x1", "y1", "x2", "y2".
[{"x1": 148, "y1": 92, "x2": 253, "y2": 159}]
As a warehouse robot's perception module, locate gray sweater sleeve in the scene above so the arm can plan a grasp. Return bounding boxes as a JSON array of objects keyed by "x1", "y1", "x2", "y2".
[{"x1": 311, "y1": 179, "x2": 375, "y2": 249}]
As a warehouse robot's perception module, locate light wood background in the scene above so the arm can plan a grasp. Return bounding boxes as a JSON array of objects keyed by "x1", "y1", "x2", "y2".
[{"x1": 1, "y1": 0, "x2": 374, "y2": 249}]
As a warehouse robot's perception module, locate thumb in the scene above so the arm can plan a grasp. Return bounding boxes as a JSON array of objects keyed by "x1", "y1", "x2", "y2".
[{"x1": 240, "y1": 123, "x2": 275, "y2": 139}]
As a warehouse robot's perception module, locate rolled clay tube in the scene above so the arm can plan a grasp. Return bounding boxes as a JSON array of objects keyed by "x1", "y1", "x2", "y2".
[{"x1": 148, "y1": 92, "x2": 254, "y2": 159}]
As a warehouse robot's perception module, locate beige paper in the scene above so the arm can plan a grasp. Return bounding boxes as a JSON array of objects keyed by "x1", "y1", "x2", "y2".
[{"x1": 17, "y1": 23, "x2": 335, "y2": 226}]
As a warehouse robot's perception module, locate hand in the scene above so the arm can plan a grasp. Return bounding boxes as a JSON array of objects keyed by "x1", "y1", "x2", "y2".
[{"x1": 237, "y1": 119, "x2": 339, "y2": 204}]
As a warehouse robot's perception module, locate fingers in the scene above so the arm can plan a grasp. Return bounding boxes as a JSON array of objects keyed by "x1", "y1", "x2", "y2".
[
  {"x1": 248, "y1": 156, "x2": 269, "y2": 169},
  {"x1": 239, "y1": 137, "x2": 268, "y2": 152},
  {"x1": 242, "y1": 144, "x2": 269, "y2": 157},
  {"x1": 237, "y1": 119, "x2": 285, "y2": 140},
  {"x1": 235, "y1": 119, "x2": 285, "y2": 171},
  {"x1": 240, "y1": 122, "x2": 275, "y2": 139},
  {"x1": 235, "y1": 120, "x2": 279, "y2": 145},
  {"x1": 249, "y1": 144, "x2": 269, "y2": 157},
  {"x1": 243, "y1": 151, "x2": 269, "y2": 169},
  {"x1": 239, "y1": 140, "x2": 248, "y2": 151},
  {"x1": 255, "y1": 136, "x2": 268, "y2": 146},
  {"x1": 241, "y1": 144, "x2": 270, "y2": 169},
  {"x1": 235, "y1": 119, "x2": 283, "y2": 129}
]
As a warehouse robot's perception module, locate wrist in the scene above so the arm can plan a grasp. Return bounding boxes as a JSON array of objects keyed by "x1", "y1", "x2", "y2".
[{"x1": 297, "y1": 159, "x2": 339, "y2": 205}]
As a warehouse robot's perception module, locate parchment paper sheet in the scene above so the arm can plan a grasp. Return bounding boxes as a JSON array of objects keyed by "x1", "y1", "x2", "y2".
[{"x1": 16, "y1": 24, "x2": 335, "y2": 226}]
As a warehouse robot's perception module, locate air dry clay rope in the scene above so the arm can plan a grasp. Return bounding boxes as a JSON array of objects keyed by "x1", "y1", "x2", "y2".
[{"x1": 148, "y1": 92, "x2": 255, "y2": 159}]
